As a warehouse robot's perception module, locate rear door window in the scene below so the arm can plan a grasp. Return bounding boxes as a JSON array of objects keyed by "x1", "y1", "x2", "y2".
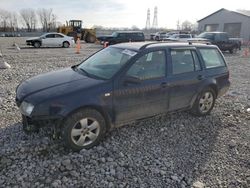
[
  {"x1": 171, "y1": 49, "x2": 201, "y2": 74},
  {"x1": 55, "y1": 34, "x2": 64, "y2": 38},
  {"x1": 199, "y1": 49, "x2": 225, "y2": 68}
]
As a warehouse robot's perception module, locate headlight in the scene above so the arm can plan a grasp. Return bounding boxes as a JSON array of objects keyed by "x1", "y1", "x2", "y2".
[{"x1": 20, "y1": 101, "x2": 34, "y2": 116}]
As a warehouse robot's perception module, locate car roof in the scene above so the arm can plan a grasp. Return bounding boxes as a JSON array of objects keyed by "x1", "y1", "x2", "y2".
[
  {"x1": 44, "y1": 32, "x2": 64, "y2": 35},
  {"x1": 113, "y1": 41, "x2": 217, "y2": 51},
  {"x1": 202, "y1": 32, "x2": 227, "y2": 34}
]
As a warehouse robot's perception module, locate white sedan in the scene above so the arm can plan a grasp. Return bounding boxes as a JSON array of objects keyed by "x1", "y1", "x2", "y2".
[{"x1": 26, "y1": 33, "x2": 75, "y2": 48}]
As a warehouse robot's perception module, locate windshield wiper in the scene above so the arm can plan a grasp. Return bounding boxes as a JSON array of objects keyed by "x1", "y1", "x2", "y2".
[
  {"x1": 78, "y1": 67, "x2": 91, "y2": 77},
  {"x1": 78, "y1": 67, "x2": 107, "y2": 80}
]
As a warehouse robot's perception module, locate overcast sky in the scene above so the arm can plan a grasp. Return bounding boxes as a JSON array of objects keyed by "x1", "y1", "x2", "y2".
[{"x1": 1, "y1": 0, "x2": 250, "y2": 29}]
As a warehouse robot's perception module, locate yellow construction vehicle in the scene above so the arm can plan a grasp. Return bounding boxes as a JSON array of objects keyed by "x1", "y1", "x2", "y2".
[{"x1": 58, "y1": 20, "x2": 96, "y2": 43}]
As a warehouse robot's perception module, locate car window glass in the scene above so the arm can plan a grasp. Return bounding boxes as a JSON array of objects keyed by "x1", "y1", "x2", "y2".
[
  {"x1": 45, "y1": 34, "x2": 55, "y2": 38},
  {"x1": 220, "y1": 33, "x2": 228, "y2": 41},
  {"x1": 171, "y1": 49, "x2": 196, "y2": 74},
  {"x1": 214, "y1": 34, "x2": 221, "y2": 41},
  {"x1": 127, "y1": 50, "x2": 166, "y2": 80},
  {"x1": 55, "y1": 34, "x2": 64, "y2": 38},
  {"x1": 199, "y1": 49, "x2": 225, "y2": 68},
  {"x1": 118, "y1": 33, "x2": 126, "y2": 38},
  {"x1": 204, "y1": 33, "x2": 215, "y2": 40}
]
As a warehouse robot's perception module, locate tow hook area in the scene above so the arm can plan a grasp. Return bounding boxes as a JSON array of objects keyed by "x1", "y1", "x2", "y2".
[
  {"x1": 52, "y1": 122, "x2": 62, "y2": 139},
  {"x1": 23, "y1": 123, "x2": 39, "y2": 134}
]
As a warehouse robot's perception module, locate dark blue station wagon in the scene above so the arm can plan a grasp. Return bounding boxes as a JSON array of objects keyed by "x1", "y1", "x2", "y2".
[{"x1": 16, "y1": 42, "x2": 230, "y2": 151}]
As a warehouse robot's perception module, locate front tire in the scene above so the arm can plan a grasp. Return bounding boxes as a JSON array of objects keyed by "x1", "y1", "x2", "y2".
[
  {"x1": 86, "y1": 34, "x2": 96, "y2": 43},
  {"x1": 61, "y1": 109, "x2": 106, "y2": 151},
  {"x1": 63, "y1": 41, "x2": 70, "y2": 48},
  {"x1": 191, "y1": 88, "x2": 216, "y2": 116},
  {"x1": 33, "y1": 41, "x2": 41, "y2": 48}
]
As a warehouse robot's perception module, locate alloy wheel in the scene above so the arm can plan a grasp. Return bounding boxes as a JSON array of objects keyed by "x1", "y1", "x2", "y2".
[
  {"x1": 71, "y1": 118, "x2": 100, "y2": 147},
  {"x1": 199, "y1": 91, "x2": 214, "y2": 113}
]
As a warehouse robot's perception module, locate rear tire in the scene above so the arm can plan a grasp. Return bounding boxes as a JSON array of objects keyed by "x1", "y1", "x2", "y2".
[
  {"x1": 61, "y1": 109, "x2": 106, "y2": 151},
  {"x1": 86, "y1": 34, "x2": 96, "y2": 43},
  {"x1": 191, "y1": 88, "x2": 216, "y2": 116},
  {"x1": 229, "y1": 47, "x2": 237, "y2": 54}
]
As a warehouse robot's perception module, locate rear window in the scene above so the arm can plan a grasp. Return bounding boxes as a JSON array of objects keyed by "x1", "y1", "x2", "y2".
[{"x1": 199, "y1": 49, "x2": 225, "y2": 68}]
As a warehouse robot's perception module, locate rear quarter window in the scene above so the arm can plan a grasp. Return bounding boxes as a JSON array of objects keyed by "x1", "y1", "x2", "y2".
[{"x1": 199, "y1": 48, "x2": 225, "y2": 69}]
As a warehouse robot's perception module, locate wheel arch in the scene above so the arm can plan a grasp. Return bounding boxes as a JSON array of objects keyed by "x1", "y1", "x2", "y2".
[
  {"x1": 63, "y1": 41, "x2": 70, "y2": 44},
  {"x1": 190, "y1": 81, "x2": 218, "y2": 108},
  {"x1": 32, "y1": 40, "x2": 42, "y2": 45},
  {"x1": 207, "y1": 84, "x2": 218, "y2": 98},
  {"x1": 62, "y1": 105, "x2": 113, "y2": 131},
  {"x1": 62, "y1": 41, "x2": 70, "y2": 47}
]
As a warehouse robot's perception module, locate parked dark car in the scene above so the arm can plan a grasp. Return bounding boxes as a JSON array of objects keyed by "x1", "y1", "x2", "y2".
[
  {"x1": 97, "y1": 31, "x2": 145, "y2": 45},
  {"x1": 16, "y1": 42, "x2": 230, "y2": 151},
  {"x1": 189, "y1": 32, "x2": 241, "y2": 53}
]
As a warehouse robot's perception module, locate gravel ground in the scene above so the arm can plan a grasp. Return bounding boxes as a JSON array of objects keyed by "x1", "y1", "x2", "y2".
[{"x1": 0, "y1": 38, "x2": 249, "y2": 188}]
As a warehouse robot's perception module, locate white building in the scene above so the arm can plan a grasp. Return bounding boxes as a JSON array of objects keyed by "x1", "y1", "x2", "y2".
[{"x1": 198, "y1": 8, "x2": 250, "y2": 41}]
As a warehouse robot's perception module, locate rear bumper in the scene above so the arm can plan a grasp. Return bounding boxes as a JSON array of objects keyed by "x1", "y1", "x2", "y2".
[{"x1": 217, "y1": 81, "x2": 230, "y2": 98}]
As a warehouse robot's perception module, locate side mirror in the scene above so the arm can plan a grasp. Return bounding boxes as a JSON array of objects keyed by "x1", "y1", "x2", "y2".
[{"x1": 123, "y1": 76, "x2": 141, "y2": 85}]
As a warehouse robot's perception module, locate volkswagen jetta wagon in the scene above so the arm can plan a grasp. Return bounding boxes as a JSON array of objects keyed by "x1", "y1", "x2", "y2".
[{"x1": 16, "y1": 42, "x2": 230, "y2": 151}]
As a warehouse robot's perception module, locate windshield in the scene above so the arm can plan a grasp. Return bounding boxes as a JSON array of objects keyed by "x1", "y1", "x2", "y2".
[
  {"x1": 197, "y1": 33, "x2": 214, "y2": 40},
  {"x1": 78, "y1": 47, "x2": 137, "y2": 79},
  {"x1": 112, "y1": 32, "x2": 118, "y2": 37},
  {"x1": 169, "y1": 34, "x2": 178, "y2": 38}
]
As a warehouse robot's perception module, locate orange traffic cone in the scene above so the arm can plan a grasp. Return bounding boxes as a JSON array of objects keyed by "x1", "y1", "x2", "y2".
[
  {"x1": 103, "y1": 42, "x2": 109, "y2": 48},
  {"x1": 242, "y1": 48, "x2": 249, "y2": 57},
  {"x1": 76, "y1": 38, "x2": 81, "y2": 54}
]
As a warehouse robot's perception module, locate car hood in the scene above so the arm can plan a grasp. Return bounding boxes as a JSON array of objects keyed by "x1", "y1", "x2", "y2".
[
  {"x1": 16, "y1": 67, "x2": 103, "y2": 103},
  {"x1": 26, "y1": 37, "x2": 40, "y2": 41}
]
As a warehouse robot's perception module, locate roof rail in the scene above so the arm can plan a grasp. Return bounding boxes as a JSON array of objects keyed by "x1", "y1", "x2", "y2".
[
  {"x1": 139, "y1": 41, "x2": 174, "y2": 50},
  {"x1": 188, "y1": 40, "x2": 211, "y2": 45},
  {"x1": 139, "y1": 42, "x2": 161, "y2": 50}
]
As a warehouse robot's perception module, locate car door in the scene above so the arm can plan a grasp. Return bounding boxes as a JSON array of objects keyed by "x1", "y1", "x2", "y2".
[
  {"x1": 116, "y1": 33, "x2": 127, "y2": 43},
  {"x1": 42, "y1": 34, "x2": 55, "y2": 47},
  {"x1": 113, "y1": 50, "x2": 169, "y2": 124},
  {"x1": 54, "y1": 34, "x2": 64, "y2": 46},
  {"x1": 167, "y1": 48, "x2": 204, "y2": 111}
]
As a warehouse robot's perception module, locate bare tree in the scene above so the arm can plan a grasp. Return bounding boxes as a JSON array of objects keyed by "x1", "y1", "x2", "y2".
[
  {"x1": 181, "y1": 20, "x2": 194, "y2": 31},
  {"x1": 37, "y1": 8, "x2": 57, "y2": 32},
  {"x1": 50, "y1": 14, "x2": 58, "y2": 31},
  {"x1": 0, "y1": 9, "x2": 18, "y2": 32},
  {"x1": 0, "y1": 9, "x2": 10, "y2": 31},
  {"x1": 10, "y1": 12, "x2": 18, "y2": 31},
  {"x1": 19, "y1": 8, "x2": 37, "y2": 32}
]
